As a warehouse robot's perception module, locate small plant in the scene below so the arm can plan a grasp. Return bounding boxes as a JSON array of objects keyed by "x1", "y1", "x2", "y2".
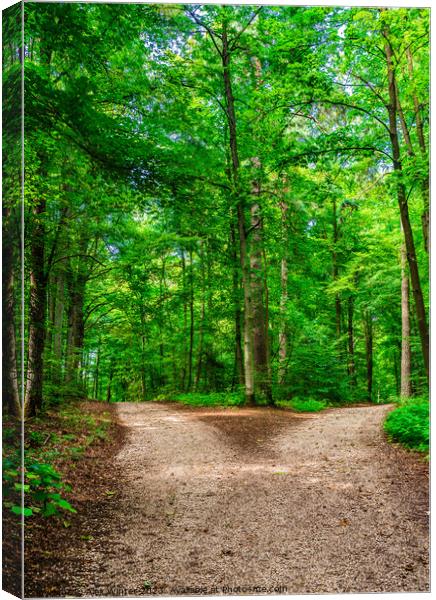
[
  {"x1": 384, "y1": 396, "x2": 429, "y2": 453},
  {"x1": 3, "y1": 457, "x2": 76, "y2": 518}
]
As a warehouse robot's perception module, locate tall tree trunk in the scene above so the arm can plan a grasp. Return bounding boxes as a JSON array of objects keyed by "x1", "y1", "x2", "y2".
[
  {"x1": 2, "y1": 206, "x2": 20, "y2": 416},
  {"x1": 406, "y1": 47, "x2": 429, "y2": 253},
  {"x1": 364, "y1": 310, "x2": 373, "y2": 402},
  {"x1": 347, "y1": 296, "x2": 356, "y2": 386},
  {"x1": 93, "y1": 337, "x2": 101, "y2": 400},
  {"x1": 25, "y1": 198, "x2": 47, "y2": 416},
  {"x1": 385, "y1": 37, "x2": 429, "y2": 380},
  {"x1": 52, "y1": 271, "x2": 65, "y2": 385},
  {"x1": 400, "y1": 239, "x2": 412, "y2": 397},
  {"x1": 230, "y1": 220, "x2": 244, "y2": 387},
  {"x1": 65, "y1": 278, "x2": 86, "y2": 390},
  {"x1": 187, "y1": 248, "x2": 194, "y2": 391},
  {"x1": 332, "y1": 198, "x2": 342, "y2": 344},
  {"x1": 278, "y1": 202, "x2": 289, "y2": 385},
  {"x1": 250, "y1": 199, "x2": 272, "y2": 403},
  {"x1": 195, "y1": 241, "x2": 206, "y2": 390},
  {"x1": 222, "y1": 23, "x2": 255, "y2": 404},
  {"x1": 180, "y1": 249, "x2": 187, "y2": 390}
]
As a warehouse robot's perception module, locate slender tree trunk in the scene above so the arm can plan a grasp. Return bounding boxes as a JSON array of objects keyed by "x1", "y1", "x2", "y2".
[
  {"x1": 222, "y1": 24, "x2": 255, "y2": 404},
  {"x1": 332, "y1": 198, "x2": 342, "y2": 341},
  {"x1": 2, "y1": 206, "x2": 20, "y2": 416},
  {"x1": 250, "y1": 199, "x2": 272, "y2": 403},
  {"x1": 106, "y1": 362, "x2": 114, "y2": 403},
  {"x1": 347, "y1": 296, "x2": 356, "y2": 386},
  {"x1": 52, "y1": 271, "x2": 65, "y2": 385},
  {"x1": 406, "y1": 47, "x2": 429, "y2": 253},
  {"x1": 180, "y1": 249, "x2": 187, "y2": 390},
  {"x1": 195, "y1": 241, "x2": 206, "y2": 390},
  {"x1": 364, "y1": 311, "x2": 373, "y2": 401},
  {"x1": 93, "y1": 338, "x2": 101, "y2": 400},
  {"x1": 278, "y1": 201, "x2": 288, "y2": 384},
  {"x1": 385, "y1": 38, "x2": 429, "y2": 380},
  {"x1": 230, "y1": 221, "x2": 244, "y2": 387},
  {"x1": 25, "y1": 199, "x2": 47, "y2": 416},
  {"x1": 187, "y1": 248, "x2": 194, "y2": 391},
  {"x1": 400, "y1": 239, "x2": 412, "y2": 397},
  {"x1": 65, "y1": 279, "x2": 86, "y2": 390}
]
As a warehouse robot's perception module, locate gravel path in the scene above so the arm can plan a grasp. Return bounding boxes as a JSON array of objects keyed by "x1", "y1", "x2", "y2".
[{"x1": 61, "y1": 402, "x2": 429, "y2": 595}]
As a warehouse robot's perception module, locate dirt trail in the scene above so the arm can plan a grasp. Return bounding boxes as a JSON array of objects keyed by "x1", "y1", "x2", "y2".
[{"x1": 42, "y1": 402, "x2": 429, "y2": 595}]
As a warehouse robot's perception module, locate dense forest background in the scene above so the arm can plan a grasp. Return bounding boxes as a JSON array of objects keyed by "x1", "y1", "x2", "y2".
[{"x1": 3, "y1": 2, "x2": 429, "y2": 416}]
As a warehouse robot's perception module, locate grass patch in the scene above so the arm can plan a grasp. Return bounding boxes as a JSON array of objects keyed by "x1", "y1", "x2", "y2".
[
  {"x1": 276, "y1": 397, "x2": 328, "y2": 412},
  {"x1": 384, "y1": 396, "x2": 429, "y2": 453},
  {"x1": 154, "y1": 391, "x2": 245, "y2": 407}
]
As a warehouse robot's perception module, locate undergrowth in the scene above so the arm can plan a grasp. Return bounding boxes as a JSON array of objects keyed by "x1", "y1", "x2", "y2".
[
  {"x1": 384, "y1": 396, "x2": 429, "y2": 453},
  {"x1": 154, "y1": 391, "x2": 245, "y2": 407},
  {"x1": 275, "y1": 397, "x2": 328, "y2": 412},
  {"x1": 3, "y1": 402, "x2": 112, "y2": 519}
]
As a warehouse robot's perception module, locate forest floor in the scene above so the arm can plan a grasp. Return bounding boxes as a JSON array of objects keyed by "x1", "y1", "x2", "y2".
[{"x1": 25, "y1": 401, "x2": 429, "y2": 597}]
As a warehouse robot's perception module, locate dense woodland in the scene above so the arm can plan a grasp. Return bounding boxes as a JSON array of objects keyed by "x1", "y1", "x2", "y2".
[{"x1": 3, "y1": 3, "x2": 429, "y2": 416}]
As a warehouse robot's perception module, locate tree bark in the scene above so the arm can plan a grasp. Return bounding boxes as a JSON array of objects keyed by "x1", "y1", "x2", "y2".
[
  {"x1": 250, "y1": 198, "x2": 272, "y2": 403},
  {"x1": 230, "y1": 220, "x2": 245, "y2": 387},
  {"x1": 187, "y1": 248, "x2": 194, "y2": 391},
  {"x1": 25, "y1": 198, "x2": 47, "y2": 416},
  {"x1": 364, "y1": 310, "x2": 373, "y2": 401},
  {"x1": 347, "y1": 296, "x2": 356, "y2": 386},
  {"x1": 278, "y1": 201, "x2": 289, "y2": 384},
  {"x1": 406, "y1": 47, "x2": 429, "y2": 253},
  {"x1": 2, "y1": 205, "x2": 20, "y2": 416},
  {"x1": 222, "y1": 23, "x2": 255, "y2": 404},
  {"x1": 332, "y1": 198, "x2": 342, "y2": 341},
  {"x1": 385, "y1": 37, "x2": 429, "y2": 380},
  {"x1": 52, "y1": 270, "x2": 65, "y2": 385},
  {"x1": 400, "y1": 239, "x2": 412, "y2": 397},
  {"x1": 65, "y1": 276, "x2": 86, "y2": 390}
]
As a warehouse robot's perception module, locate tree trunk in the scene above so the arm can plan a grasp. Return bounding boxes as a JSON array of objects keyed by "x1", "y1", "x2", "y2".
[
  {"x1": 400, "y1": 239, "x2": 412, "y2": 397},
  {"x1": 406, "y1": 47, "x2": 429, "y2": 253},
  {"x1": 52, "y1": 271, "x2": 65, "y2": 385},
  {"x1": 347, "y1": 296, "x2": 356, "y2": 386},
  {"x1": 25, "y1": 198, "x2": 47, "y2": 416},
  {"x1": 65, "y1": 279, "x2": 86, "y2": 390},
  {"x1": 250, "y1": 199, "x2": 272, "y2": 403},
  {"x1": 332, "y1": 198, "x2": 342, "y2": 340},
  {"x1": 2, "y1": 205, "x2": 20, "y2": 416},
  {"x1": 385, "y1": 38, "x2": 429, "y2": 380},
  {"x1": 230, "y1": 220, "x2": 244, "y2": 387},
  {"x1": 180, "y1": 249, "x2": 187, "y2": 390},
  {"x1": 364, "y1": 310, "x2": 373, "y2": 401},
  {"x1": 93, "y1": 338, "x2": 101, "y2": 400},
  {"x1": 187, "y1": 248, "x2": 194, "y2": 391},
  {"x1": 222, "y1": 24, "x2": 255, "y2": 404},
  {"x1": 195, "y1": 241, "x2": 206, "y2": 390},
  {"x1": 278, "y1": 202, "x2": 289, "y2": 385}
]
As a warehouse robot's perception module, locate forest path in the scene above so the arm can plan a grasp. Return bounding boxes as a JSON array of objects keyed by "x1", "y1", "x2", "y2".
[{"x1": 72, "y1": 402, "x2": 428, "y2": 595}]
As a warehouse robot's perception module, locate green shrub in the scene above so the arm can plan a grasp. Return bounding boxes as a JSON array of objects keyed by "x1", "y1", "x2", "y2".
[
  {"x1": 3, "y1": 457, "x2": 76, "y2": 518},
  {"x1": 154, "y1": 391, "x2": 245, "y2": 407},
  {"x1": 276, "y1": 397, "x2": 327, "y2": 412},
  {"x1": 384, "y1": 397, "x2": 429, "y2": 453},
  {"x1": 173, "y1": 391, "x2": 245, "y2": 407}
]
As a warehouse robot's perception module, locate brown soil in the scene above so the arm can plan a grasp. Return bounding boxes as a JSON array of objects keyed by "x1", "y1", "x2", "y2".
[{"x1": 24, "y1": 402, "x2": 429, "y2": 597}]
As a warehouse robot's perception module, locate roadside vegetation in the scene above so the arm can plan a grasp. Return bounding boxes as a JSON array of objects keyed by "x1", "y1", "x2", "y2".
[{"x1": 384, "y1": 397, "x2": 429, "y2": 454}]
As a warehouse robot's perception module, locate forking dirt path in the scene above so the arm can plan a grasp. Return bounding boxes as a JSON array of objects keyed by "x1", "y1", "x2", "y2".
[{"x1": 32, "y1": 402, "x2": 429, "y2": 596}]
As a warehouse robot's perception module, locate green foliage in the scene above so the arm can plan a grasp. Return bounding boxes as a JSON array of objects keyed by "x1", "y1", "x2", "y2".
[
  {"x1": 384, "y1": 397, "x2": 429, "y2": 453},
  {"x1": 275, "y1": 397, "x2": 328, "y2": 413},
  {"x1": 3, "y1": 457, "x2": 75, "y2": 518},
  {"x1": 155, "y1": 391, "x2": 245, "y2": 407}
]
